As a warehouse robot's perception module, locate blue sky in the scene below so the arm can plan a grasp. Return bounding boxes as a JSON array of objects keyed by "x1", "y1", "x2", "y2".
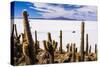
[{"x1": 11, "y1": 1, "x2": 97, "y2": 21}]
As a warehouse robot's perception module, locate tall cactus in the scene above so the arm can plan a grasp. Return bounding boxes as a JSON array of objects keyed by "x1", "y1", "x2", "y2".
[
  {"x1": 43, "y1": 32, "x2": 57, "y2": 63},
  {"x1": 89, "y1": 45, "x2": 91, "y2": 53},
  {"x1": 86, "y1": 34, "x2": 89, "y2": 56},
  {"x1": 14, "y1": 24, "x2": 21, "y2": 43},
  {"x1": 80, "y1": 21, "x2": 85, "y2": 61},
  {"x1": 35, "y1": 30, "x2": 38, "y2": 54},
  {"x1": 72, "y1": 43, "x2": 76, "y2": 62},
  {"x1": 95, "y1": 44, "x2": 97, "y2": 54},
  {"x1": 22, "y1": 11, "x2": 36, "y2": 64},
  {"x1": 37, "y1": 41, "x2": 40, "y2": 49},
  {"x1": 95, "y1": 44, "x2": 97, "y2": 60},
  {"x1": 59, "y1": 30, "x2": 63, "y2": 53},
  {"x1": 11, "y1": 24, "x2": 15, "y2": 65}
]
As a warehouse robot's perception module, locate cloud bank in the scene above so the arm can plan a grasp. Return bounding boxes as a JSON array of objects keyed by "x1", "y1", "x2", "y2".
[{"x1": 29, "y1": 2, "x2": 97, "y2": 21}]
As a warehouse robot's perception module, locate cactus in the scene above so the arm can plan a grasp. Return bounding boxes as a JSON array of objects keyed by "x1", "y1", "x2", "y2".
[
  {"x1": 43, "y1": 32, "x2": 58, "y2": 63},
  {"x1": 35, "y1": 30, "x2": 38, "y2": 54},
  {"x1": 59, "y1": 30, "x2": 63, "y2": 53},
  {"x1": 11, "y1": 24, "x2": 15, "y2": 65},
  {"x1": 48, "y1": 32, "x2": 52, "y2": 42},
  {"x1": 22, "y1": 33, "x2": 32, "y2": 64},
  {"x1": 22, "y1": 11, "x2": 36, "y2": 64},
  {"x1": 95, "y1": 44, "x2": 97, "y2": 60},
  {"x1": 11, "y1": 23, "x2": 23, "y2": 65},
  {"x1": 43, "y1": 40, "x2": 57, "y2": 63},
  {"x1": 14, "y1": 24, "x2": 18, "y2": 37},
  {"x1": 43, "y1": 40, "x2": 48, "y2": 50},
  {"x1": 89, "y1": 45, "x2": 91, "y2": 53},
  {"x1": 86, "y1": 34, "x2": 89, "y2": 56},
  {"x1": 80, "y1": 21, "x2": 85, "y2": 61},
  {"x1": 75, "y1": 48, "x2": 77, "y2": 53},
  {"x1": 66, "y1": 43, "x2": 70, "y2": 53},
  {"x1": 95, "y1": 44, "x2": 97, "y2": 54},
  {"x1": 52, "y1": 40, "x2": 58, "y2": 51},
  {"x1": 70, "y1": 43, "x2": 72, "y2": 52},
  {"x1": 37, "y1": 41, "x2": 40, "y2": 49},
  {"x1": 72, "y1": 43, "x2": 76, "y2": 62},
  {"x1": 11, "y1": 24, "x2": 14, "y2": 37},
  {"x1": 11, "y1": 24, "x2": 21, "y2": 44}
]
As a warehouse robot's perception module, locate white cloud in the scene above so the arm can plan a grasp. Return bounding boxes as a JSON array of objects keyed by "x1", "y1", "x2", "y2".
[
  {"x1": 33, "y1": 2, "x2": 49, "y2": 8},
  {"x1": 77, "y1": 6, "x2": 97, "y2": 13},
  {"x1": 30, "y1": 6, "x2": 55, "y2": 13},
  {"x1": 31, "y1": 2, "x2": 97, "y2": 20},
  {"x1": 74, "y1": 6, "x2": 97, "y2": 20},
  {"x1": 32, "y1": 3, "x2": 74, "y2": 18}
]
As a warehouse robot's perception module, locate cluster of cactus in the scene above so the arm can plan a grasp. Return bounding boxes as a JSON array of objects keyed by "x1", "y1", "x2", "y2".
[
  {"x1": 66, "y1": 43, "x2": 76, "y2": 62},
  {"x1": 80, "y1": 22, "x2": 97, "y2": 61},
  {"x1": 11, "y1": 11, "x2": 98, "y2": 65},
  {"x1": 43, "y1": 32, "x2": 58, "y2": 63},
  {"x1": 12, "y1": 24, "x2": 21, "y2": 44},
  {"x1": 11, "y1": 23, "x2": 22, "y2": 65}
]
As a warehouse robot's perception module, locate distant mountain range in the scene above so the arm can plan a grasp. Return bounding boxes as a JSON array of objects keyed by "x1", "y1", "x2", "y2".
[{"x1": 11, "y1": 16, "x2": 80, "y2": 21}]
